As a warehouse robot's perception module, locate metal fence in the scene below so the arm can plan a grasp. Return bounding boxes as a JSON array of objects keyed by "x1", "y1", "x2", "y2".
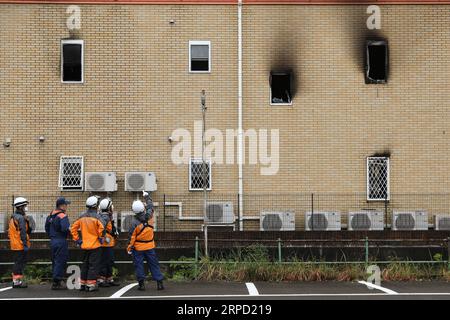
[{"x1": 1, "y1": 193, "x2": 450, "y2": 233}]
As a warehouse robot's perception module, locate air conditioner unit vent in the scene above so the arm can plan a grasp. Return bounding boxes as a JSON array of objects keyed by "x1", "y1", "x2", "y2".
[
  {"x1": 348, "y1": 211, "x2": 384, "y2": 231},
  {"x1": 392, "y1": 211, "x2": 428, "y2": 231},
  {"x1": 205, "y1": 202, "x2": 234, "y2": 224},
  {"x1": 120, "y1": 212, "x2": 135, "y2": 232},
  {"x1": 305, "y1": 211, "x2": 341, "y2": 231},
  {"x1": 435, "y1": 215, "x2": 450, "y2": 231},
  {"x1": 125, "y1": 172, "x2": 157, "y2": 192},
  {"x1": 260, "y1": 211, "x2": 295, "y2": 231},
  {"x1": 26, "y1": 213, "x2": 48, "y2": 233},
  {"x1": 0, "y1": 213, "x2": 5, "y2": 233},
  {"x1": 85, "y1": 172, "x2": 117, "y2": 192}
]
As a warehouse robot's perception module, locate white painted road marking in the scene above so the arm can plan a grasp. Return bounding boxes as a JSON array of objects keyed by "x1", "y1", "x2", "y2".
[
  {"x1": 358, "y1": 281, "x2": 398, "y2": 295},
  {"x1": 0, "y1": 287, "x2": 12, "y2": 292},
  {"x1": 0, "y1": 292, "x2": 450, "y2": 300},
  {"x1": 245, "y1": 282, "x2": 259, "y2": 296},
  {"x1": 110, "y1": 283, "x2": 138, "y2": 298}
]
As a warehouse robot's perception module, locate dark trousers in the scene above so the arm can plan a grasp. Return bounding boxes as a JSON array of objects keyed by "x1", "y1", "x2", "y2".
[
  {"x1": 50, "y1": 239, "x2": 69, "y2": 282},
  {"x1": 132, "y1": 249, "x2": 164, "y2": 282},
  {"x1": 99, "y1": 247, "x2": 114, "y2": 279},
  {"x1": 12, "y1": 250, "x2": 28, "y2": 277},
  {"x1": 80, "y1": 248, "x2": 101, "y2": 283}
]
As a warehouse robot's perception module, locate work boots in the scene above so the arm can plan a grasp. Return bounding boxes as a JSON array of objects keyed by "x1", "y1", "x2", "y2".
[
  {"x1": 138, "y1": 280, "x2": 146, "y2": 291},
  {"x1": 79, "y1": 284, "x2": 86, "y2": 292},
  {"x1": 107, "y1": 279, "x2": 120, "y2": 287},
  {"x1": 12, "y1": 280, "x2": 28, "y2": 289},
  {"x1": 157, "y1": 280, "x2": 164, "y2": 291},
  {"x1": 87, "y1": 283, "x2": 99, "y2": 292},
  {"x1": 98, "y1": 278, "x2": 110, "y2": 288},
  {"x1": 51, "y1": 280, "x2": 66, "y2": 290}
]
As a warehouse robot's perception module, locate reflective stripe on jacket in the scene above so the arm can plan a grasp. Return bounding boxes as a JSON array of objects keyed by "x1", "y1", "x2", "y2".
[{"x1": 8, "y1": 212, "x2": 30, "y2": 251}]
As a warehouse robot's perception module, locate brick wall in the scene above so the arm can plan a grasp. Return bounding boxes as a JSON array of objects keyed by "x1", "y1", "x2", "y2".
[{"x1": 1, "y1": 4, "x2": 450, "y2": 228}]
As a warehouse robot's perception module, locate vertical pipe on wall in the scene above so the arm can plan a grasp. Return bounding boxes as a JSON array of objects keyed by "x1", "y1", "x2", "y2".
[{"x1": 237, "y1": 0, "x2": 244, "y2": 231}]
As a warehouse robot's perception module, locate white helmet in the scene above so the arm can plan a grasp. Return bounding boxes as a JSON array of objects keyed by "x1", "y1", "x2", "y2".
[
  {"x1": 99, "y1": 198, "x2": 113, "y2": 212},
  {"x1": 86, "y1": 196, "x2": 100, "y2": 208},
  {"x1": 13, "y1": 197, "x2": 29, "y2": 208},
  {"x1": 132, "y1": 200, "x2": 145, "y2": 214}
]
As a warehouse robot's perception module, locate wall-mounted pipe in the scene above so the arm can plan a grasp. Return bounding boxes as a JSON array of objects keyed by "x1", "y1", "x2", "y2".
[{"x1": 237, "y1": 0, "x2": 244, "y2": 231}]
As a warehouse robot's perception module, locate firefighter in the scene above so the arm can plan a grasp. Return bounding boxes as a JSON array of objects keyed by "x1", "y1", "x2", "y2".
[
  {"x1": 45, "y1": 197, "x2": 71, "y2": 290},
  {"x1": 127, "y1": 191, "x2": 164, "y2": 291},
  {"x1": 97, "y1": 198, "x2": 120, "y2": 287},
  {"x1": 70, "y1": 196, "x2": 105, "y2": 292},
  {"x1": 8, "y1": 197, "x2": 32, "y2": 289}
]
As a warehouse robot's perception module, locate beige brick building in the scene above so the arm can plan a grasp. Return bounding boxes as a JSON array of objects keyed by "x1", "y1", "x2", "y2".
[{"x1": 1, "y1": 1, "x2": 450, "y2": 230}]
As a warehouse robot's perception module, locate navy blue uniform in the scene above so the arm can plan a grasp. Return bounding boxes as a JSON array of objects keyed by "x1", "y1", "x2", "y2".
[{"x1": 45, "y1": 209, "x2": 70, "y2": 282}]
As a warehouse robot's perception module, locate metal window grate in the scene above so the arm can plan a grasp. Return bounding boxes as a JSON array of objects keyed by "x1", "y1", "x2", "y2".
[
  {"x1": 367, "y1": 157, "x2": 389, "y2": 201},
  {"x1": 189, "y1": 159, "x2": 211, "y2": 191},
  {"x1": 59, "y1": 156, "x2": 84, "y2": 190}
]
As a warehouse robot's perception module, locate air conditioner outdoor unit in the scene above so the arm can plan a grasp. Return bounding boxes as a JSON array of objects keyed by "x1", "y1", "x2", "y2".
[
  {"x1": 435, "y1": 215, "x2": 450, "y2": 231},
  {"x1": 348, "y1": 211, "x2": 384, "y2": 231},
  {"x1": 305, "y1": 211, "x2": 341, "y2": 231},
  {"x1": 125, "y1": 172, "x2": 157, "y2": 192},
  {"x1": 85, "y1": 172, "x2": 117, "y2": 192},
  {"x1": 0, "y1": 213, "x2": 5, "y2": 233},
  {"x1": 260, "y1": 211, "x2": 295, "y2": 231},
  {"x1": 120, "y1": 212, "x2": 135, "y2": 232},
  {"x1": 26, "y1": 213, "x2": 48, "y2": 233},
  {"x1": 205, "y1": 202, "x2": 234, "y2": 224},
  {"x1": 392, "y1": 211, "x2": 428, "y2": 231}
]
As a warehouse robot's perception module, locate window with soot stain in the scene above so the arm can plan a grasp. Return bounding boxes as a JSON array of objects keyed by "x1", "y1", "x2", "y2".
[
  {"x1": 62, "y1": 41, "x2": 83, "y2": 82},
  {"x1": 270, "y1": 73, "x2": 292, "y2": 104},
  {"x1": 366, "y1": 40, "x2": 388, "y2": 84}
]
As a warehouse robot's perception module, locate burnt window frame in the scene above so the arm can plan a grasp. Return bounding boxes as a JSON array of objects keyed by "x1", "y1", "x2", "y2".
[
  {"x1": 365, "y1": 40, "x2": 388, "y2": 84},
  {"x1": 61, "y1": 39, "x2": 84, "y2": 84},
  {"x1": 189, "y1": 40, "x2": 211, "y2": 73},
  {"x1": 269, "y1": 71, "x2": 293, "y2": 106}
]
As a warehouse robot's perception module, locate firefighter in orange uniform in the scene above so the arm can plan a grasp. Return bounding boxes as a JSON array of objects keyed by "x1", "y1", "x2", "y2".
[
  {"x1": 97, "y1": 198, "x2": 120, "y2": 287},
  {"x1": 127, "y1": 192, "x2": 164, "y2": 291},
  {"x1": 70, "y1": 196, "x2": 105, "y2": 292},
  {"x1": 8, "y1": 197, "x2": 32, "y2": 288}
]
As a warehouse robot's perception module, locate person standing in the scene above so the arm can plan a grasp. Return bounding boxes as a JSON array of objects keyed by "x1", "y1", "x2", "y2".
[
  {"x1": 70, "y1": 196, "x2": 105, "y2": 292},
  {"x1": 127, "y1": 192, "x2": 164, "y2": 291},
  {"x1": 8, "y1": 197, "x2": 32, "y2": 289},
  {"x1": 98, "y1": 198, "x2": 120, "y2": 287},
  {"x1": 45, "y1": 197, "x2": 71, "y2": 290}
]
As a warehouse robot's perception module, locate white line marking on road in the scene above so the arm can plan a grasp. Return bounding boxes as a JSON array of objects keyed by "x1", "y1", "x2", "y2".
[
  {"x1": 245, "y1": 282, "x2": 259, "y2": 296},
  {"x1": 2, "y1": 292, "x2": 450, "y2": 301},
  {"x1": 0, "y1": 287, "x2": 12, "y2": 292},
  {"x1": 110, "y1": 283, "x2": 138, "y2": 298},
  {"x1": 358, "y1": 281, "x2": 398, "y2": 295}
]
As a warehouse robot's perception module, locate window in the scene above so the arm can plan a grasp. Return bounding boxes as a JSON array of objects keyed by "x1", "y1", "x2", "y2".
[
  {"x1": 367, "y1": 157, "x2": 390, "y2": 201},
  {"x1": 270, "y1": 72, "x2": 292, "y2": 105},
  {"x1": 365, "y1": 40, "x2": 388, "y2": 84},
  {"x1": 58, "y1": 156, "x2": 84, "y2": 191},
  {"x1": 61, "y1": 39, "x2": 84, "y2": 83},
  {"x1": 189, "y1": 158, "x2": 212, "y2": 191},
  {"x1": 189, "y1": 41, "x2": 210, "y2": 73}
]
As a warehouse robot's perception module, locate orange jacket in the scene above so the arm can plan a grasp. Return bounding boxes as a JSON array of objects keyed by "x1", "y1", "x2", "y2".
[
  {"x1": 70, "y1": 210, "x2": 105, "y2": 250},
  {"x1": 8, "y1": 213, "x2": 31, "y2": 251},
  {"x1": 127, "y1": 218, "x2": 155, "y2": 252},
  {"x1": 103, "y1": 220, "x2": 115, "y2": 248}
]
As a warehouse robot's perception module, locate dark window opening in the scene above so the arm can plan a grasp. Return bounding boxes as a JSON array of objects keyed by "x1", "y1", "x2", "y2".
[
  {"x1": 62, "y1": 42, "x2": 83, "y2": 82},
  {"x1": 190, "y1": 44, "x2": 209, "y2": 72},
  {"x1": 365, "y1": 40, "x2": 388, "y2": 84},
  {"x1": 270, "y1": 72, "x2": 292, "y2": 104}
]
